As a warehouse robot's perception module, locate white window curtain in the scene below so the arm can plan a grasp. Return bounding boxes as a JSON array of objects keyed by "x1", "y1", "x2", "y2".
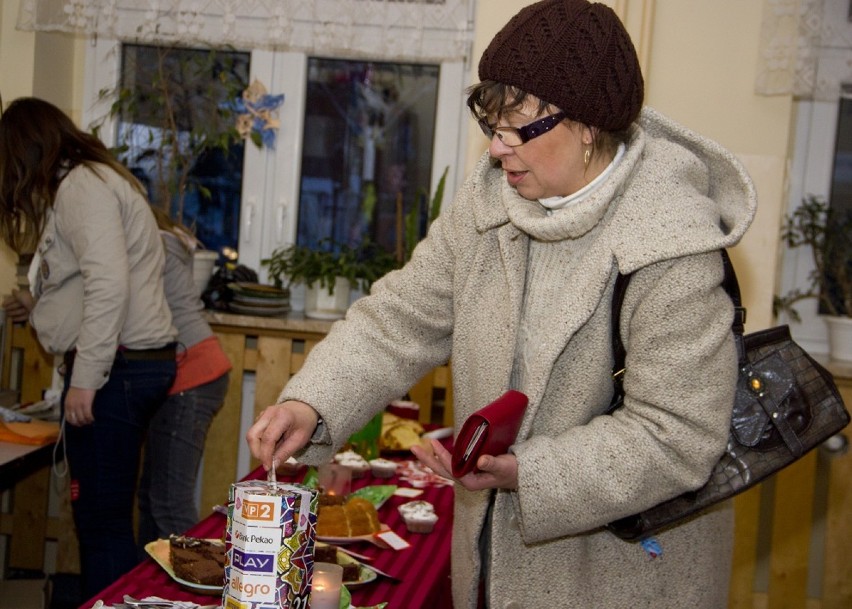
[
  {"x1": 756, "y1": 0, "x2": 852, "y2": 101},
  {"x1": 17, "y1": 0, "x2": 475, "y2": 62}
]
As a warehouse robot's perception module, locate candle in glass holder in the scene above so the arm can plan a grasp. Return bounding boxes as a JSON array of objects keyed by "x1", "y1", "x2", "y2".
[
  {"x1": 317, "y1": 462, "x2": 351, "y2": 497},
  {"x1": 311, "y1": 561, "x2": 343, "y2": 609}
]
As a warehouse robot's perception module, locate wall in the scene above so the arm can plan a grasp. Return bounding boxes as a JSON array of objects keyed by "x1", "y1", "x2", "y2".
[
  {"x1": 0, "y1": 0, "x2": 85, "y2": 297},
  {"x1": 643, "y1": 0, "x2": 791, "y2": 332},
  {"x1": 0, "y1": 0, "x2": 35, "y2": 296},
  {"x1": 0, "y1": 0, "x2": 793, "y2": 332},
  {"x1": 465, "y1": 0, "x2": 792, "y2": 333}
]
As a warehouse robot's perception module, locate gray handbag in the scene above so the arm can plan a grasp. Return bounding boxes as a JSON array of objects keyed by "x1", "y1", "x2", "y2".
[{"x1": 606, "y1": 250, "x2": 850, "y2": 541}]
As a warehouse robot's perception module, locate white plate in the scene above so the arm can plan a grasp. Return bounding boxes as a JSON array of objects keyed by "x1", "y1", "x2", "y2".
[
  {"x1": 315, "y1": 544, "x2": 378, "y2": 588},
  {"x1": 144, "y1": 539, "x2": 223, "y2": 594},
  {"x1": 304, "y1": 309, "x2": 345, "y2": 320},
  {"x1": 318, "y1": 523, "x2": 391, "y2": 547},
  {"x1": 146, "y1": 538, "x2": 375, "y2": 597},
  {"x1": 421, "y1": 427, "x2": 453, "y2": 440}
]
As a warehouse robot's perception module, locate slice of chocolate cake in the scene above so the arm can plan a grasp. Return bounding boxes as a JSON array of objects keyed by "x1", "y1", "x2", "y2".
[
  {"x1": 314, "y1": 544, "x2": 338, "y2": 564},
  {"x1": 313, "y1": 544, "x2": 361, "y2": 583},
  {"x1": 169, "y1": 534, "x2": 226, "y2": 586},
  {"x1": 340, "y1": 560, "x2": 361, "y2": 582}
]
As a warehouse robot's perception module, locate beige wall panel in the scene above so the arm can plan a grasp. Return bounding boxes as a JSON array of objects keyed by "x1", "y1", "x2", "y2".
[
  {"x1": 32, "y1": 31, "x2": 80, "y2": 117},
  {"x1": 201, "y1": 331, "x2": 245, "y2": 512},
  {"x1": 254, "y1": 336, "x2": 294, "y2": 416},
  {"x1": 0, "y1": 4, "x2": 85, "y2": 296},
  {"x1": 822, "y1": 380, "x2": 852, "y2": 609},
  {"x1": 0, "y1": 0, "x2": 36, "y2": 297},
  {"x1": 645, "y1": 0, "x2": 791, "y2": 157},
  {"x1": 0, "y1": 0, "x2": 35, "y2": 103},
  {"x1": 733, "y1": 154, "x2": 789, "y2": 332},
  {"x1": 463, "y1": 0, "x2": 537, "y2": 174},
  {"x1": 767, "y1": 452, "x2": 818, "y2": 609},
  {"x1": 729, "y1": 486, "x2": 761, "y2": 609},
  {"x1": 647, "y1": 1, "x2": 792, "y2": 332},
  {"x1": 251, "y1": 336, "x2": 296, "y2": 470}
]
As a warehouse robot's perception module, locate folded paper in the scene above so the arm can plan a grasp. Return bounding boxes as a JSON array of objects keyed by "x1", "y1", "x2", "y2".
[{"x1": 0, "y1": 420, "x2": 60, "y2": 446}]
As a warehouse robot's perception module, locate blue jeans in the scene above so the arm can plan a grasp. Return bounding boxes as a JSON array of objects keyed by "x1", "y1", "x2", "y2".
[
  {"x1": 63, "y1": 351, "x2": 176, "y2": 600},
  {"x1": 137, "y1": 372, "x2": 229, "y2": 546}
]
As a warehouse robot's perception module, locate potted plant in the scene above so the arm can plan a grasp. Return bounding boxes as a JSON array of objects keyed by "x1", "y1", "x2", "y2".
[
  {"x1": 397, "y1": 166, "x2": 448, "y2": 265},
  {"x1": 262, "y1": 239, "x2": 397, "y2": 319},
  {"x1": 263, "y1": 167, "x2": 447, "y2": 319},
  {"x1": 774, "y1": 194, "x2": 852, "y2": 362},
  {"x1": 90, "y1": 46, "x2": 272, "y2": 295},
  {"x1": 92, "y1": 47, "x2": 249, "y2": 223}
]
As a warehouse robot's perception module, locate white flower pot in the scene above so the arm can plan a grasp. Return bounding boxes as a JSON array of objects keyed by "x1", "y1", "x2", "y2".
[
  {"x1": 305, "y1": 277, "x2": 350, "y2": 320},
  {"x1": 824, "y1": 315, "x2": 852, "y2": 363},
  {"x1": 192, "y1": 250, "x2": 219, "y2": 296}
]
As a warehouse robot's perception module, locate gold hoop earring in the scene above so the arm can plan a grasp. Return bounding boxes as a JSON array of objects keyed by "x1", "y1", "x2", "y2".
[{"x1": 584, "y1": 148, "x2": 591, "y2": 168}]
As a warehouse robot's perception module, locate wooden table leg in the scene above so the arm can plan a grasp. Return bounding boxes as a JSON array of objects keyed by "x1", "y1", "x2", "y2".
[{"x1": 8, "y1": 465, "x2": 50, "y2": 571}]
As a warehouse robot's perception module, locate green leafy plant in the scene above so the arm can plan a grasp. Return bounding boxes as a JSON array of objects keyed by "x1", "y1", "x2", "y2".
[
  {"x1": 262, "y1": 239, "x2": 398, "y2": 294},
  {"x1": 265, "y1": 167, "x2": 449, "y2": 295},
  {"x1": 401, "y1": 166, "x2": 448, "y2": 264},
  {"x1": 774, "y1": 194, "x2": 852, "y2": 321},
  {"x1": 89, "y1": 45, "x2": 250, "y2": 226}
]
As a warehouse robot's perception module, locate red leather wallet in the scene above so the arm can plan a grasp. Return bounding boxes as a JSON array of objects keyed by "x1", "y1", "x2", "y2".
[{"x1": 451, "y1": 390, "x2": 529, "y2": 477}]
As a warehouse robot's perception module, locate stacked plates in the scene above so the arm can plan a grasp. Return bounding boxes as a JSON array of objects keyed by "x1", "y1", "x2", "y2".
[{"x1": 228, "y1": 282, "x2": 290, "y2": 317}]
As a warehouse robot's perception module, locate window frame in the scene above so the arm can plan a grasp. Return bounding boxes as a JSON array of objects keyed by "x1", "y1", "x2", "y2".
[
  {"x1": 780, "y1": 97, "x2": 844, "y2": 355},
  {"x1": 82, "y1": 37, "x2": 467, "y2": 283}
]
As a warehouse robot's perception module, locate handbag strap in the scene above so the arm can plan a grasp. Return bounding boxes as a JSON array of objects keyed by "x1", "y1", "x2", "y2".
[
  {"x1": 609, "y1": 250, "x2": 747, "y2": 409},
  {"x1": 720, "y1": 250, "x2": 748, "y2": 364}
]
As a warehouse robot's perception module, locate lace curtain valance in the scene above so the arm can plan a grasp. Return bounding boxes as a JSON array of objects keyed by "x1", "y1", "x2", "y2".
[
  {"x1": 756, "y1": 0, "x2": 852, "y2": 100},
  {"x1": 17, "y1": 0, "x2": 475, "y2": 63}
]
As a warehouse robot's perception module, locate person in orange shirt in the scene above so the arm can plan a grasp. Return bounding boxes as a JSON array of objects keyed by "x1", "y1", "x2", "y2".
[{"x1": 137, "y1": 207, "x2": 232, "y2": 546}]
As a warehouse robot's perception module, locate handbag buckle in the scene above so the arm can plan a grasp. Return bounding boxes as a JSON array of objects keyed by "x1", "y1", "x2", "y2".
[{"x1": 744, "y1": 369, "x2": 765, "y2": 397}]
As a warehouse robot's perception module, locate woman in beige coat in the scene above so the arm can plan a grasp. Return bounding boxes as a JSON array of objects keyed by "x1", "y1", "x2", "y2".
[{"x1": 248, "y1": 1, "x2": 757, "y2": 607}]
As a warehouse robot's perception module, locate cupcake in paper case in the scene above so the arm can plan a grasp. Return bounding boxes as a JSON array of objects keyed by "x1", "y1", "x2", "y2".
[
  {"x1": 386, "y1": 399, "x2": 420, "y2": 420},
  {"x1": 369, "y1": 457, "x2": 398, "y2": 479},
  {"x1": 334, "y1": 449, "x2": 370, "y2": 478},
  {"x1": 398, "y1": 500, "x2": 438, "y2": 534}
]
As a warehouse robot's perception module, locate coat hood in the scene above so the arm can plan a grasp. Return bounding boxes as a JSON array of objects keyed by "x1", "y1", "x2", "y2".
[
  {"x1": 609, "y1": 107, "x2": 757, "y2": 273},
  {"x1": 471, "y1": 106, "x2": 758, "y2": 274}
]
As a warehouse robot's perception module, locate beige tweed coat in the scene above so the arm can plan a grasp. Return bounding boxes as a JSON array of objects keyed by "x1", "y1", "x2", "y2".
[{"x1": 285, "y1": 107, "x2": 758, "y2": 609}]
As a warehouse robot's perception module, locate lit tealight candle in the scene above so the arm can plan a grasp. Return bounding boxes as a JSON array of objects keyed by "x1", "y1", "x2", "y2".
[
  {"x1": 318, "y1": 463, "x2": 352, "y2": 497},
  {"x1": 311, "y1": 561, "x2": 343, "y2": 609}
]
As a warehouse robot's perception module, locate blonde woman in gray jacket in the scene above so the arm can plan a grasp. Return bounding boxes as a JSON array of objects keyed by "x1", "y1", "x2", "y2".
[{"x1": 248, "y1": 1, "x2": 757, "y2": 608}]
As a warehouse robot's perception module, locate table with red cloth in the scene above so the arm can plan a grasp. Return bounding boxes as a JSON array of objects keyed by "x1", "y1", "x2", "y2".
[{"x1": 78, "y1": 459, "x2": 455, "y2": 609}]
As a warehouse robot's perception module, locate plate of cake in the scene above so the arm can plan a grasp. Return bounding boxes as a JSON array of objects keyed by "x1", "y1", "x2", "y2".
[
  {"x1": 314, "y1": 543, "x2": 378, "y2": 588},
  {"x1": 379, "y1": 413, "x2": 426, "y2": 453},
  {"x1": 144, "y1": 535, "x2": 225, "y2": 594},
  {"x1": 317, "y1": 524, "x2": 392, "y2": 546},
  {"x1": 316, "y1": 495, "x2": 390, "y2": 545}
]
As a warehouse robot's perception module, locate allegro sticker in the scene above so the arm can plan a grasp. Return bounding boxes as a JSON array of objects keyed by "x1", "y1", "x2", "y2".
[{"x1": 227, "y1": 571, "x2": 277, "y2": 603}]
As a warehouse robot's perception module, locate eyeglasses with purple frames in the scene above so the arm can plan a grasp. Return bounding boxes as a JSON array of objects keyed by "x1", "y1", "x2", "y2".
[{"x1": 478, "y1": 111, "x2": 567, "y2": 147}]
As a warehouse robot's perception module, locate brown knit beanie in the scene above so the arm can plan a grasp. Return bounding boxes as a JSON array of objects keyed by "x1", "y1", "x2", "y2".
[{"x1": 479, "y1": 0, "x2": 644, "y2": 132}]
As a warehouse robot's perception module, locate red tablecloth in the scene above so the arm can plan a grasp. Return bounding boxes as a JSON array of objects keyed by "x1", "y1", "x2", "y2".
[{"x1": 78, "y1": 460, "x2": 454, "y2": 609}]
